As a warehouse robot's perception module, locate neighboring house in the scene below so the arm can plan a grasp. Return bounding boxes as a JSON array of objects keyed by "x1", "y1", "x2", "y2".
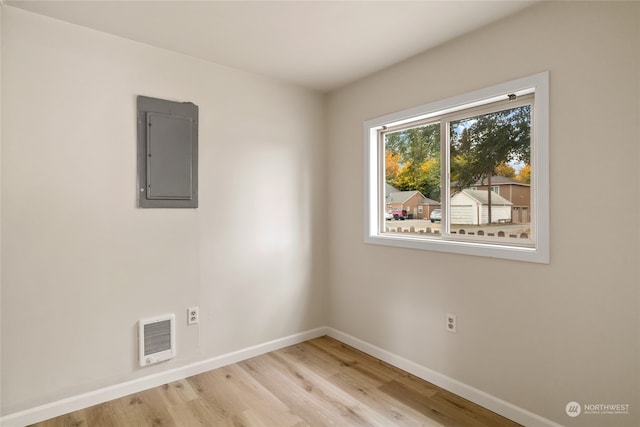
[
  {"x1": 385, "y1": 183, "x2": 400, "y2": 195},
  {"x1": 450, "y1": 189, "x2": 512, "y2": 225},
  {"x1": 386, "y1": 183, "x2": 440, "y2": 219},
  {"x1": 470, "y1": 175, "x2": 531, "y2": 223},
  {"x1": 386, "y1": 189, "x2": 426, "y2": 219},
  {"x1": 417, "y1": 197, "x2": 441, "y2": 220}
]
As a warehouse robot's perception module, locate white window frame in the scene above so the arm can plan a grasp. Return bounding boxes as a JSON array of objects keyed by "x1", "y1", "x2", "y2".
[{"x1": 364, "y1": 72, "x2": 549, "y2": 263}]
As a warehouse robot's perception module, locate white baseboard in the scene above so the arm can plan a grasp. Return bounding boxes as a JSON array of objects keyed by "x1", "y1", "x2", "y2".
[
  {"x1": 2, "y1": 326, "x2": 559, "y2": 427},
  {"x1": 0, "y1": 327, "x2": 328, "y2": 427},
  {"x1": 325, "y1": 327, "x2": 562, "y2": 427}
]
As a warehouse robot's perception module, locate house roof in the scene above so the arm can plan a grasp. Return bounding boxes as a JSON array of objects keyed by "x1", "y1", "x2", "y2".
[
  {"x1": 456, "y1": 189, "x2": 512, "y2": 206},
  {"x1": 474, "y1": 175, "x2": 530, "y2": 186},
  {"x1": 419, "y1": 197, "x2": 441, "y2": 205},
  {"x1": 385, "y1": 183, "x2": 400, "y2": 194},
  {"x1": 386, "y1": 190, "x2": 425, "y2": 204}
]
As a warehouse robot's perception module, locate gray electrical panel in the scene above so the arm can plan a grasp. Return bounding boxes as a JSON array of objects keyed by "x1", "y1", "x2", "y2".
[{"x1": 137, "y1": 96, "x2": 198, "y2": 208}]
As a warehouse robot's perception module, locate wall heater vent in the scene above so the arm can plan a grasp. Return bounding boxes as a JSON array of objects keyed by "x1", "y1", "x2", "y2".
[{"x1": 139, "y1": 314, "x2": 175, "y2": 366}]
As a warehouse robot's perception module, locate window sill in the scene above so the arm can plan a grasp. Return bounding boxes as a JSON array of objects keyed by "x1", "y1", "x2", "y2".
[{"x1": 365, "y1": 233, "x2": 549, "y2": 264}]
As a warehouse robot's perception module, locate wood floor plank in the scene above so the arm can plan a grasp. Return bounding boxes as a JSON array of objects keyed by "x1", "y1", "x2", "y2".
[
  {"x1": 270, "y1": 350, "x2": 395, "y2": 426},
  {"x1": 165, "y1": 402, "x2": 207, "y2": 427},
  {"x1": 277, "y1": 342, "x2": 345, "y2": 379},
  {"x1": 124, "y1": 388, "x2": 178, "y2": 427},
  {"x1": 308, "y1": 336, "x2": 431, "y2": 386},
  {"x1": 182, "y1": 398, "x2": 227, "y2": 426},
  {"x1": 308, "y1": 336, "x2": 445, "y2": 399},
  {"x1": 34, "y1": 412, "x2": 87, "y2": 427},
  {"x1": 327, "y1": 371, "x2": 442, "y2": 427},
  {"x1": 276, "y1": 343, "x2": 441, "y2": 426},
  {"x1": 241, "y1": 351, "x2": 392, "y2": 426},
  {"x1": 31, "y1": 336, "x2": 521, "y2": 427},
  {"x1": 279, "y1": 341, "x2": 388, "y2": 391},
  {"x1": 160, "y1": 379, "x2": 200, "y2": 407},
  {"x1": 306, "y1": 337, "x2": 400, "y2": 385},
  {"x1": 188, "y1": 363, "x2": 305, "y2": 427},
  {"x1": 83, "y1": 396, "x2": 138, "y2": 427},
  {"x1": 380, "y1": 380, "x2": 472, "y2": 427},
  {"x1": 430, "y1": 391, "x2": 518, "y2": 427}
]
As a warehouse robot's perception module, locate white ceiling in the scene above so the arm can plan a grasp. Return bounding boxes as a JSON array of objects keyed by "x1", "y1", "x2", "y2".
[{"x1": 5, "y1": 1, "x2": 536, "y2": 92}]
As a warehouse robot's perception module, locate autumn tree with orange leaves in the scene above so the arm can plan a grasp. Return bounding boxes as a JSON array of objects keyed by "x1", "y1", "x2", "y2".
[{"x1": 384, "y1": 123, "x2": 441, "y2": 201}]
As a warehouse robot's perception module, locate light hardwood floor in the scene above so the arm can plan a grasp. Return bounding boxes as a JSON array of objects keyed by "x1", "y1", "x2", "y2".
[{"x1": 31, "y1": 336, "x2": 521, "y2": 427}]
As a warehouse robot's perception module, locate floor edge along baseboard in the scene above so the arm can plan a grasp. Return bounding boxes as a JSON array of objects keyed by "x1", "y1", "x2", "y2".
[
  {"x1": 0, "y1": 328, "x2": 327, "y2": 427},
  {"x1": 324, "y1": 328, "x2": 562, "y2": 427},
  {"x1": 1, "y1": 326, "x2": 560, "y2": 427}
]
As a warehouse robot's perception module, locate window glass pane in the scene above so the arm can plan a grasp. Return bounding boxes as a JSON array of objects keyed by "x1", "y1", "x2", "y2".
[
  {"x1": 365, "y1": 73, "x2": 548, "y2": 262},
  {"x1": 384, "y1": 123, "x2": 441, "y2": 234},
  {"x1": 449, "y1": 104, "x2": 531, "y2": 241}
]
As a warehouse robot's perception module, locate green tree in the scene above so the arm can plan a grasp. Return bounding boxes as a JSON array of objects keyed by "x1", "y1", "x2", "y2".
[
  {"x1": 384, "y1": 123, "x2": 441, "y2": 201},
  {"x1": 417, "y1": 157, "x2": 441, "y2": 201},
  {"x1": 451, "y1": 105, "x2": 530, "y2": 223}
]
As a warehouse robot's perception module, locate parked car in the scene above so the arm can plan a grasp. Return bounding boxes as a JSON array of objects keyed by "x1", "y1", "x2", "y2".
[
  {"x1": 392, "y1": 209, "x2": 406, "y2": 220},
  {"x1": 430, "y1": 209, "x2": 442, "y2": 223},
  {"x1": 385, "y1": 211, "x2": 393, "y2": 220}
]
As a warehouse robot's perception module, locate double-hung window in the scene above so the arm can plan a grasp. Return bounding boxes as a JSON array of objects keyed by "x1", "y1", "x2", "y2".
[{"x1": 365, "y1": 72, "x2": 549, "y2": 263}]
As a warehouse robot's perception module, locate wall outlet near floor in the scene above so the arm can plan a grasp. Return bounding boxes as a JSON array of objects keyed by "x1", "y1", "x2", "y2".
[
  {"x1": 187, "y1": 307, "x2": 199, "y2": 325},
  {"x1": 446, "y1": 313, "x2": 457, "y2": 333}
]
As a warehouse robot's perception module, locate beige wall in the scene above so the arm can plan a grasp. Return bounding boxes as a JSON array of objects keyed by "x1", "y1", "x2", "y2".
[
  {"x1": 1, "y1": 6, "x2": 327, "y2": 414},
  {"x1": 328, "y1": 2, "x2": 639, "y2": 426},
  {"x1": 2, "y1": 2, "x2": 640, "y2": 426}
]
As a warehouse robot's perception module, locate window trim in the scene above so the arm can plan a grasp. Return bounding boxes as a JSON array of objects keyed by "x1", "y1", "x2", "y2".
[{"x1": 364, "y1": 72, "x2": 549, "y2": 263}]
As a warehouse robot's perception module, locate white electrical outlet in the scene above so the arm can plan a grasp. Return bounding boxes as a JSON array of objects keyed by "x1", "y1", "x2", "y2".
[
  {"x1": 446, "y1": 313, "x2": 457, "y2": 333},
  {"x1": 187, "y1": 307, "x2": 199, "y2": 325}
]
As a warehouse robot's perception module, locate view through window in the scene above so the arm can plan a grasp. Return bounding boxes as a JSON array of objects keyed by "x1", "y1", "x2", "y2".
[
  {"x1": 366, "y1": 73, "x2": 549, "y2": 263},
  {"x1": 382, "y1": 99, "x2": 532, "y2": 243}
]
